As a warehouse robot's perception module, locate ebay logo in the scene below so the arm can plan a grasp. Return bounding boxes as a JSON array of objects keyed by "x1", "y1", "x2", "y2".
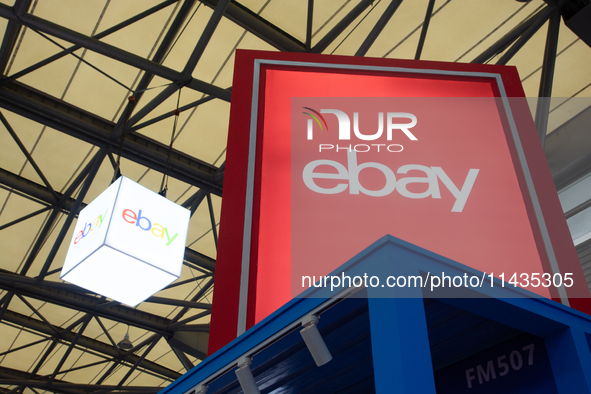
[
  {"x1": 303, "y1": 150, "x2": 479, "y2": 212},
  {"x1": 74, "y1": 209, "x2": 109, "y2": 244},
  {"x1": 122, "y1": 209, "x2": 179, "y2": 246}
]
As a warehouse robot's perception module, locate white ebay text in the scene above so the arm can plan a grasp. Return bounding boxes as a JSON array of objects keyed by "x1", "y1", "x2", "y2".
[{"x1": 302, "y1": 150, "x2": 479, "y2": 212}]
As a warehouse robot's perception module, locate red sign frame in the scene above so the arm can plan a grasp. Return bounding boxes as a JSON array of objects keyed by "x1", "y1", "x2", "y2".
[{"x1": 209, "y1": 50, "x2": 588, "y2": 354}]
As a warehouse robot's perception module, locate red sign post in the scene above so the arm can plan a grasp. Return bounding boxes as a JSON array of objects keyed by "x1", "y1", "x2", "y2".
[{"x1": 209, "y1": 50, "x2": 588, "y2": 354}]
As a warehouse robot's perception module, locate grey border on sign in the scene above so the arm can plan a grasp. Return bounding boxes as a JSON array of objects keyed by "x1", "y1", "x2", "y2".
[{"x1": 237, "y1": 59, "x2": 567, "y2": 336}]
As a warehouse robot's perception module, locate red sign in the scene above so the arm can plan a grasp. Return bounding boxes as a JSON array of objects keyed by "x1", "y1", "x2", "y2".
[{"x1": 209, "y1": 50, "x2": 588, "y2": 354}]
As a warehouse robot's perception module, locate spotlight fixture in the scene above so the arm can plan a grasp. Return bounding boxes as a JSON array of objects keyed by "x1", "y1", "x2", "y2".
[
  {"x1": 300, "y1": 314, "x2": 332, "y2": 366},
  {"x1": 235, "y1": 356, "x2": 260, "y2": 394},
  {"x1": 118, "y1": 329, "x2": 133, "y2": 350}
]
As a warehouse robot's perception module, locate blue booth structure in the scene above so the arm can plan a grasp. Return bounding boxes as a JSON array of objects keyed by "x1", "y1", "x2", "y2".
[{"x1": 159, "y1": 236, "x2": 591, "y2": 393}]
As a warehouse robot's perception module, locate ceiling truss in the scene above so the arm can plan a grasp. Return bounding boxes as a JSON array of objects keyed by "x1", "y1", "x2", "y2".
[{"x1": 0, "y1": 0, "x2": 588, "y2": 393}]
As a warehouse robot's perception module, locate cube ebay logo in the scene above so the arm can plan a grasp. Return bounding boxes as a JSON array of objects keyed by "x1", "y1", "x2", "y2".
[{"x1": 61, "y1": 176, "x2": 190, "y2": 307}]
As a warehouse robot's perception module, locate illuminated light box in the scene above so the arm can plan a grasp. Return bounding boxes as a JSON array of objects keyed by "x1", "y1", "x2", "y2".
[
  {"x1": 209, "y1": 50, "x2": 589, "y2": 354},
  {"x1": 61, "y1": 176, "x2": 190, "y2": 307}
]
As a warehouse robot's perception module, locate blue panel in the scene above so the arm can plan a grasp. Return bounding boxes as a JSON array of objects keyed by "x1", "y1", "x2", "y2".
[
  {"x1": 545, "y1": 328, "x2": 591, "y2": 393},
  {"x1": 159, "y1": 295, "x2": 332, "y2": 394},
  {"x1": 187, "y1": 298, "x2": 376, "y2": 394},
  {"x1": 160, "y1": 236, "x2": 591, "y2": 394},
  {"x1": 368, "y1": 297, "x2": 436, "y2": 394}
]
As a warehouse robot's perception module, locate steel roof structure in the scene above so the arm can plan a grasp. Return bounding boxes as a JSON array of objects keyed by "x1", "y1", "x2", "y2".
[{"x1": 0, "y1": 0, "x2": 590, "y2": 393}]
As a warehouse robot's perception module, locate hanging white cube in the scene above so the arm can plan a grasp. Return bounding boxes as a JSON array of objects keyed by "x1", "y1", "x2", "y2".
[{"x1": 61, "y1": 176, "x2": 190, "y2": 307}]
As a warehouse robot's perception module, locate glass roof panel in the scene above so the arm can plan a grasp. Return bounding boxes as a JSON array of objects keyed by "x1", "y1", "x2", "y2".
[
  {"x1": 99, "y1": 3, "x2": 176, "y2": 59},
  {"x1": 259, "y1": 0, "x2": 306, "y2": 42},
  {"x1": 34, "y1": 0, "x2": 109, "y2": 36}
]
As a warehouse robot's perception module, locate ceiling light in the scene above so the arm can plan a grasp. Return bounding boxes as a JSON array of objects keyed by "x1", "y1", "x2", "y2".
[
  {"x1": 61, "y1": 176, "x2": 190, "y2": 307},
  {"x1": 118, "y1": 332, "x2": 133, "y2": 350},
  {"x1": 235, "y1": 356, "x2": 260, "y2": 394}
]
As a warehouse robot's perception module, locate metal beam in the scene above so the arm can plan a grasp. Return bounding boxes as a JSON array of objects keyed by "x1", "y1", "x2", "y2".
[
  {"x1": 48, "y1": 314, "x2": 92, "y2": 383},
  {"x1": 186, "y1": 247, "x2": 217, "y2": 272},
  {"x1": 18, "y1": 209, "x2": 61, "y2": 276},
  {"x1": 0, "y1": 81, "x2": 223, "y2": 195},
  {"x1": 0, "y1": 337, "x2": 47, "y2": 358},
  {"x1": 95, "y1": 334, "x2": 162, "y2": 386},
  {"x1": 552, "y1": 145, "x2": 591, "y2": 191},
  {"x1": 0, "y1": 3, "x2": 231, "y2": 102},
  {"x1": 167, "y1": 310, "x2": 210, "y2": 330},
  {"x1": 4, "y1": 0, "x2": 180, "y2": 83},
  {"x1": 0, "y1": 291, "x2": 12, "y2": 323},
  {"x1": 535, "y1": 9, "x2": 561, "y2": 149},
  {"x1": 0, "y1": 207, "x2": 51, "y2": 231},
  {"x1": 169, "y1": 311, "x2": 208, "y2": 332},
  {"x1": 0, "y1": 167, "x2": 78, "y2": 211},
  {"x1": 168, "y1": 331, "x2": 208, "y2": 359},
  {"x1": 0, "y1": 310, "x2": 181, "y2": 381},
  {"x1": 0, "y1": 166, "x2": 216, "y2": 273},
  {"x1": 27, "y1": 336, "x2": 59, "y2": 385},
  {"x1": 306, "y1": 0, "x2": 314, "y2": 51},
  {"x1": 495, "y1": 6, "x2": 554, "y2": 65},
  {"x1": 0, "y1": 270, "x2": 212, "y2": 328},
  {"x1": 471, "y1": 5, "x2": 549, "y2": 64},
  {"x1": 415, "y1": 0, "x2": 435, "y2": 60},
  {"x1": 16, "y1": 294, "x2": 60, "y2": 336},
  {"x1": 164, "y1": 276, "x2": 211, "y2": 290},
  {"x1": 168, "y1": 343, "x2": 195, "y2": 371},
  {"x1": 170, "y1": 277, "x2": 214, "y2": 324},
  {"x1": 171, "y1": 324, "x2": 210, "y2": 332},
  {"x1": 199, "y1": 0, "x2": 305, "y2": 52},
  {"x1": 145, "y1": 296, "x2": 212, "y2": 310},
  {"x1": 0, "y1": 380, "x2": 161, "y2": 394},
  {"x1": 0, "y1": 0, "x2": 31, "y2": 75},
  {"x1": 214, "y1": 161, "x2": 224, "y2": 184},
  {"x1": 545, "y1": 102, "x2": 591, "y2": 189},
  {"x1": 131, "y1": 89, "x2": 228, "y2": 132},
  {"x1": 206, "y1": 193, "x2": 218, "y2": 247},
  {"x1": 0, "y1": 271, "x2": 174, "y2": 334},
  {"x1": 116, "y1": 335, "x2": 162, "y2": 388},
  {"x1": 0, "y1": 365, "x2": 84, "y2": 394},
  {"x1": 0, "y1": 141, "x2": 222, "y2": 240},
  {"x1": 182, "y1": 0, "x2": 231, "y2": 78},
  {"x1": 1, "y1": 151, "x2": 102, "y2": 277},
  {"x1": 114, "y1": 82, "x2": 180, "y2": 139},
  {"x1": 1, "y1": 169, "x2": 216, "y2": 275},
  {"x1": 37, "y1": 149, "x2": 106, "y2": 279},
  {"x1": 112, "y1": 0, "x2": 197, "y2": 138},
  {"x1": 184, "y1": 189, "x2": 208, "y2": 216},
  {"x1": 355, "y1": 0, "x2": 403, "y2": 57},
  {"x1": 312, "y1": 0, "x2": 374, "y2": 53},
  {"x1": 120, "y1": 0, "x2": 196, "y2": 105},
  {"x1": 0, "y1": 110, "x2": 58, "y2": 201}
]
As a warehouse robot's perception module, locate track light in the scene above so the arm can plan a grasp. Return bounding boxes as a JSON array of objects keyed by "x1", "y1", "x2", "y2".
[
  {"x1": 300, "y1": 314, "x2": 332, "y2": 366},
  {"x1": 117, "y1": 327, "x2": 133, "y2": 350},
  {"x1": 235, "y1": 356, "x2": 260, "y2": 394}
]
